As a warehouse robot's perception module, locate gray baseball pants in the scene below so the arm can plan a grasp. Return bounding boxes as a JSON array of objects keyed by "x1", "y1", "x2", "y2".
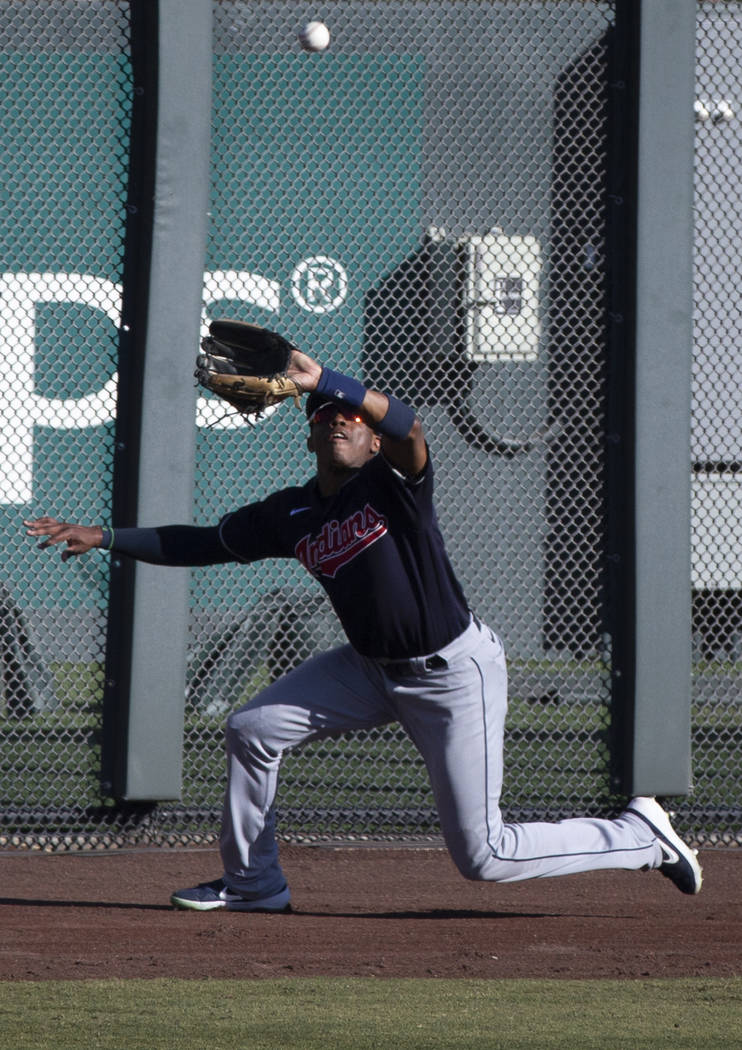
[{"x1": 219, "y1": 616, "x2": 662, "y2": 899}]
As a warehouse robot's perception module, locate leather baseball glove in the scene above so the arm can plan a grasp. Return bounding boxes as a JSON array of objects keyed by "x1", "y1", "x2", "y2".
[{"x1": 195, "y1": 320, "x2": 304, "y2": 417}]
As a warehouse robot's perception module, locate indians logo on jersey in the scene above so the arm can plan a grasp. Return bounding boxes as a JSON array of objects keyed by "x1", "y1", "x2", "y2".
[{"x1": 294, "y1": 504, "x2": 387, "y2": 578}]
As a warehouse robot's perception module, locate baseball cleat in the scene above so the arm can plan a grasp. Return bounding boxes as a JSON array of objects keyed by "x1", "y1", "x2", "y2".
[
  {"x1": 170, "y1": 878, "x2": 291, "y2": 912},
  {"x1": 626, "y1": 796, "x2": 703, "y2": 895}
]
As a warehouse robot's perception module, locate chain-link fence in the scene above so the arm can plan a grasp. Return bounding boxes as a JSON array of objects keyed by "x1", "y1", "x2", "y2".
[
  {"x1": 184, "y1": 0, "x2": 618, "y2": 847},
  {"x1": 690, "y1": 1, "x2": 742, "y2": 845},
  {"x1": 1, "y1": 1, "x2": 740, "y2": 852},
  {"x1": 0, "y1": 1, "x2": 128, "y2": 847}
]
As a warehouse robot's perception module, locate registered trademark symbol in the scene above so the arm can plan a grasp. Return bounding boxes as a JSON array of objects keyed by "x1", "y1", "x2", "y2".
[{"x1": 291, "y1": 257, "x2": 348, "y2": 313}]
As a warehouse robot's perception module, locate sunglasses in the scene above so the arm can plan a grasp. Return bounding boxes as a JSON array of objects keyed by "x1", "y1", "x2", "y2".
[{"x1": 308, "y1": 404, "x2": 366, "y2": 426}]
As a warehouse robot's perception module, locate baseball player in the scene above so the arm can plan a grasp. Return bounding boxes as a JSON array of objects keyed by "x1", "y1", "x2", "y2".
[{"x1": 25, "y1": 343, "x2": 702, "y2": 910}]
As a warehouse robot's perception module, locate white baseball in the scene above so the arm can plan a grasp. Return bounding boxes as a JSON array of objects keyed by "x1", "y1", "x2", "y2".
[{"x1": 299, "y1": 20, "x2": 330, "y2": 52}]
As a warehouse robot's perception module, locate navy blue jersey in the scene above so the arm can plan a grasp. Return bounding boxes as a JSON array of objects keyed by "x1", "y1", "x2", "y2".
[{"x1": 218, "y1": 452, "x2": 470, "y2": 659}]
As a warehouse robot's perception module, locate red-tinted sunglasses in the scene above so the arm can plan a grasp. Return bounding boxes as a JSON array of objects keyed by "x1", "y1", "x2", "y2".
[{"x1": 308, "y1": 404, "x2": 365, "y2": 426}]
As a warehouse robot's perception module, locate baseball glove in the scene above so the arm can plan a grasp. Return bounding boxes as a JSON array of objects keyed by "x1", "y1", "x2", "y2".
[{"x1": 195, "y1": 320, "x2": 304, "y2": 417}]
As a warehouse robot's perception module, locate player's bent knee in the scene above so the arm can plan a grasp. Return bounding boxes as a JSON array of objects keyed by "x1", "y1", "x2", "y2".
[
  {"x1": 445, "y1": 832, "x2": 496, "y2": 881},
  {"x1": 225, "y1": 708, "x2": 265, "y2": 753},
  {"x1": 452, "y1": 848, "x2": 523, "y2": 883},
  {"x1": 453, "y1": 853, "x2": 492, "y2": 881},
  {"x1": 225, "y1": 706, "x2": 286, "y2": 769},
  {"x1": 225, "y1": 707, "x2": 253, "y2": 739}
]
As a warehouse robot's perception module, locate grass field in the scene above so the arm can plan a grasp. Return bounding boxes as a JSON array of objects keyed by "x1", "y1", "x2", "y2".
[{"x1": 1, "y1": 978, "x2": 741, "y2": 1050}]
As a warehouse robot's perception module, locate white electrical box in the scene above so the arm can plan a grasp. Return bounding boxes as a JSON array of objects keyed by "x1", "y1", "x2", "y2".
[
  {"x1": 691, "y1": 473, "x2": 742, "y2": 589},
  {"x1": 459, "y1": 232, "x2": 541, "y2": 362}
]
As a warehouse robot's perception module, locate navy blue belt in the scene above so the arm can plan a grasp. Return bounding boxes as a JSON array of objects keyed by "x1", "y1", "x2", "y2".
[
  {"x1": 373, "y1": 614, "x2": 481, "y2": 673},
  {"x1": 374, "y1": 653, "x2": 448, "y2": 672}
]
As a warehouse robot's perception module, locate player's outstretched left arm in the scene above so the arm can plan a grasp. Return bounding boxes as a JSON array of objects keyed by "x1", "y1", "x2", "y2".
[
  {"x1": 287, "y1": 347, "x2": 427, "y2": 477},
  {"x1": 25, "y1": 517, "x2": 230, "y2": 567}
]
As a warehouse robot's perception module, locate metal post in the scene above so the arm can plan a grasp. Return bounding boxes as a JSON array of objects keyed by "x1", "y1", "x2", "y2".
[
  {"x1": 625, "y1": 0, "x2": 696, "y2": 795},
  {"x1": 103, "y1": 0, "x2": 212, "y2": 800}
]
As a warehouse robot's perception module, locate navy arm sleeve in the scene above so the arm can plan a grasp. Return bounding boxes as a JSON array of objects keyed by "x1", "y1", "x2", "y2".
[{"x1": 110, "y1": 525, "x2": 233, "y2": 566}]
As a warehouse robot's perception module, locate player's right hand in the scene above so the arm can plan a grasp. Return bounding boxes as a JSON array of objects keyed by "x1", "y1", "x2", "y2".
[
  {"x1": 286, "y1": 346, "x2": 323, "y2": 393},
  {"x1": 23, "y1": 517, "x2": 104, "y2": 561}
]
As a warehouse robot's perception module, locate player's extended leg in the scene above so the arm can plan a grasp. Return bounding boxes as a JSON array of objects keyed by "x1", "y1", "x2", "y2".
[
  {"x1": 392, "y1": 618, "x2": 674, "y2": 886},
  {"x1": 171, "y1": 644, "x2": 394, "y2": 910}
]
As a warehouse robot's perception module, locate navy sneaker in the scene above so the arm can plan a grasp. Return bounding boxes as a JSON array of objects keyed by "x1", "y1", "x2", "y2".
[
  {"x1": 626, "y1": 796, "x2": 703, "y2": 895},
  {"x1": 170, "y1": 878, "x2": 291, "y2": 912}
]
